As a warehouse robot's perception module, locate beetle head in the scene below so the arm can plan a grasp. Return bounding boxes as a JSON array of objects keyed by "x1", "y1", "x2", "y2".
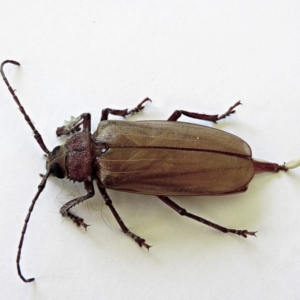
[{"x1": 46, "y1": 145, "x2": 67, "y2": 179}]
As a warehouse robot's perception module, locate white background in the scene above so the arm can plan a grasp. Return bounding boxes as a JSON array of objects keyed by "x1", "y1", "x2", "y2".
[{"x1": 1, "y1": 1, "x2": 300, "y2": 299}]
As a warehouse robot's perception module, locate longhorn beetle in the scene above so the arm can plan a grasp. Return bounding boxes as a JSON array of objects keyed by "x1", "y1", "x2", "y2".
[{"x1": 2, "y1": 60, "x2": 300, "y2": 283}]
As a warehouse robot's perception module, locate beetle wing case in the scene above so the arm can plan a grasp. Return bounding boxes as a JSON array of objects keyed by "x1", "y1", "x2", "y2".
[{"x1": 93, "y1": 120, "x2": 255, "y2": 195}]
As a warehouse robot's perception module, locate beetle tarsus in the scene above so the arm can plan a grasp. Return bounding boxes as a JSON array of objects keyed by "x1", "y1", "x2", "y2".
[
  {"x1": 60, "y1": 182, "x2": 94, "y2": 229},
  {"x1": 97, "y1": 184, "x2": 151, "y2": 250},
  {"x1": 56, "y1": 125, "x2": 81, "y2": 136},
  {"x1": 56, "y1": 113, "x2": 91, "y2": 136},
  {"x1": 127, "y1": 232, "x2": 151, "y2": 250},
  {"x1": 217, "y1": 101, "x2": 242, "y2": 121},
  {"x1": 229, "y1": 229, "x2": 257, "y2": 238},
  {"x1": 167, "y1": 101, "x2": 242, "y2": 122},
  {"x1": 67, "y1": 213, "x2": 90, "y2": 229},
  {"x1": 127, "y1": 97, "x2": 152, "y2": 115},
  {"x1": 100, "y1": 97, "x2": 152, "y2": 121}
]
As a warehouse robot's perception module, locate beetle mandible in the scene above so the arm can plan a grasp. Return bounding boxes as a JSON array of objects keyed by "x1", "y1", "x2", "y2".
[{"x1": 2, "y1": 60, "x2": 300, "y2": 283}]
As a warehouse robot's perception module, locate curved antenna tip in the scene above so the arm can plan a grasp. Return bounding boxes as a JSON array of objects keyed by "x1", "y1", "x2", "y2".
[
  {"x1": 1, "y1": 60, "x2": 20, "y2": 71},
  {"x1": 22, "y1": 277, "x2": 35, "y2": 283},
  {"x1": 1, "y1": 60, "x2": 20, "y2": 77}
]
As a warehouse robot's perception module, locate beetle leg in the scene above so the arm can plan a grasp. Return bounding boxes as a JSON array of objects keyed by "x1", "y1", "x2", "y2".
[
  {"x1": 56, "y1": 113, "x2": 91, "y2": 136},
  {"x1": 96, "y1": 182, "x2": 151, "y2": 250},
  {"x1": 157, "y1": 196, "x2": 257, "y2": 238},
  {"x1": 100, "y1": 97, "x2": 152, "y2": 121},
  {"x1": 167, "y1": 101, "x2": 241, "y2": 122},
  {"x1": 60, "y1": 181, "x2": 95, "y2": 229}
]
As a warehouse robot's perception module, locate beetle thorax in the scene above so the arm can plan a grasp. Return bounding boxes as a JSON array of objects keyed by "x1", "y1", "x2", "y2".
[{"x1": 47, "y1": 131, "x2": 93, "y2": 182}]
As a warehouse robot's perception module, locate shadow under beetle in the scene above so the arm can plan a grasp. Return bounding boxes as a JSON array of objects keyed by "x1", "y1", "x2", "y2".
[{"x1": 2, "y1": 60, "x2": 300, "y2": 283}]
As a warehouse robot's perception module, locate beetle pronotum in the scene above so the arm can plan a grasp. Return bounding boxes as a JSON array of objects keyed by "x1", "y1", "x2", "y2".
[{"x1": 2, "y1": 60, "x2": 300, "y2": 283}]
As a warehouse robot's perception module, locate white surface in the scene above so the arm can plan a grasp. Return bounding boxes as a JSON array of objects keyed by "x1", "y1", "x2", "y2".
[{"x1": 1, "y1": 1, "x2": 300, "y2": 299}]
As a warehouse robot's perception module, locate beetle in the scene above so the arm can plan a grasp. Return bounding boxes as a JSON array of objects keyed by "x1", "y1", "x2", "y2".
[{"x1": 2, "y1": 60, "x2": 300, "y2": 283}]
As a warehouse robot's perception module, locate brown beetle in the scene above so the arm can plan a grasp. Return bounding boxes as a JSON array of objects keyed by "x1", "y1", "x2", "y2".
[{"x1": 2, "y1": 60, "x2": 299, "y2": 283}]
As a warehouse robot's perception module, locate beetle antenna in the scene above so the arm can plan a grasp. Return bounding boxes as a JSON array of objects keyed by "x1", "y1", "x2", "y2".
[
  {"x1": 17, "y1": 170, "x2": 51, "y2": 283},
  {"x1": 1, "y1": 60, "x2": 49, "y2": 154}
]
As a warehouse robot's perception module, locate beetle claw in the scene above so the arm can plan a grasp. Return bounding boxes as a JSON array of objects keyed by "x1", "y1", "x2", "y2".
[
  {"x1": 126, "y1": 231, "x2": 151, "y2": 250},
  {"x1": 228, "y1": 229, "x2": 257, "y2": 238},
  {"x1": 127, "y1": 97, "x2": 152, "y2": 115},
  {"x1": 240, "y1": 230, "x2": 257, "y2": 238},
  {"x1": 73, "y1": 216, "x2": 90, "y2": 229},
  {"x1": 216, "y1": 100, "x2": 242, "y2": 121},
  {"x1": 138, "y1": 240, "x2": 152, "y2": 251}
]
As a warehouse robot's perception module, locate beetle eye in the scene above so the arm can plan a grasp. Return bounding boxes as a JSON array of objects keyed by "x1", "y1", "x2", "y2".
[
  {"x1": 52, "y1": 146, "x2": 61, "y2": 155},
  {"x1": 51, "y1": 162, "x2": 64, "y2": 179}
]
